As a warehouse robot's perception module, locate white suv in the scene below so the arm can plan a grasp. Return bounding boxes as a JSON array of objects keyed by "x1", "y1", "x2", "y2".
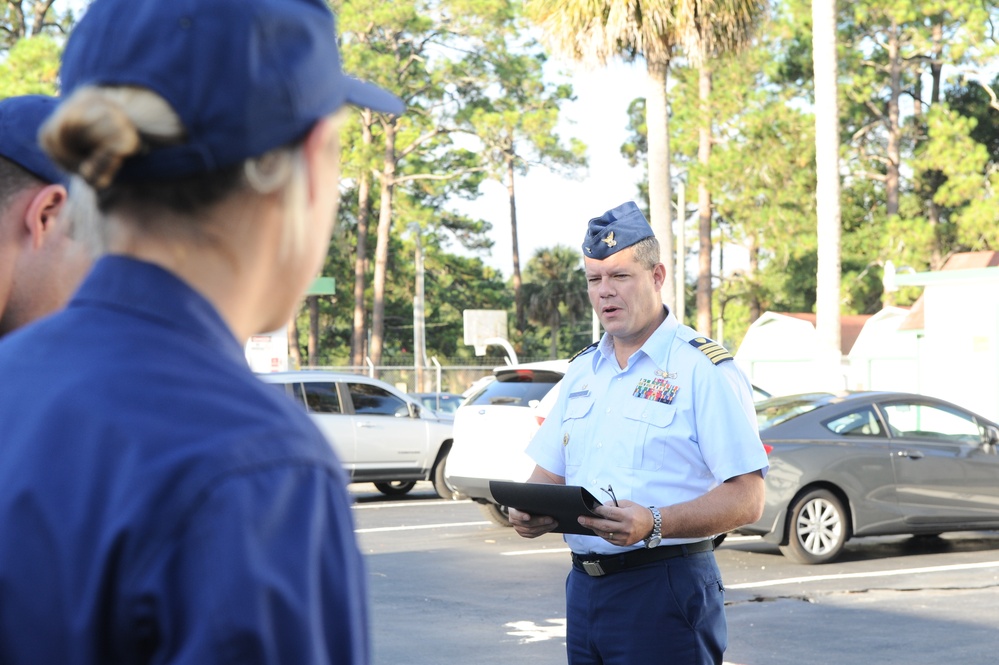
[
  {"x1": 445, "y1": 360, "x2": 567, "y2": 524},
  {"x1": 259, "y1": 371, "x2": 455, "y2": 498}
]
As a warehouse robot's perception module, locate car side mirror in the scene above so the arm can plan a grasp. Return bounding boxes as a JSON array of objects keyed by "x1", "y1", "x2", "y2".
[{"x1": 985, "y1": 425, "x2": 999, "y2": 447}]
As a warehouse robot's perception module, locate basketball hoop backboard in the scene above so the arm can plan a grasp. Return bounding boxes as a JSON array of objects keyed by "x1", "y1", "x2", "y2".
[{"x1": 463, "y1": 310, "x2": 507, "y2": 355}]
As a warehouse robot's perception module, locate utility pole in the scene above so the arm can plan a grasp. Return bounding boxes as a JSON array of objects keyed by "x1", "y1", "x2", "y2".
[
  {"x1": 674, "y1": 180, "x2": 686, "y2": 324},
  {"x1": 409, "y1": 224, "x2": 427, "y2": 392}
]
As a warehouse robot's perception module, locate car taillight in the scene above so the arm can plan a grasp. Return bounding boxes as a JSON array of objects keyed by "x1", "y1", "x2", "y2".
[
  {"x1": 763, "y1": 444, "x2": 774, "y2": 455},
  {"x1": 535, "y1": 415, "x2": 546, "y2": 426}
]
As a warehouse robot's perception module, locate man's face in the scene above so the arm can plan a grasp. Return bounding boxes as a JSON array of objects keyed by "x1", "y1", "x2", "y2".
[{"x1": 584, "y1": 246, "x2": 666, "y2": 347}]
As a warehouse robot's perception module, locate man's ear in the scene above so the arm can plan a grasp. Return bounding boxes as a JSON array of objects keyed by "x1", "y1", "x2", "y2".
[
  {"x1": 652, "y1": 262, "x2": 667, "y2": 290},
  {"x1": 23, "y1": 184, "x2": 68, "y2": 249}
]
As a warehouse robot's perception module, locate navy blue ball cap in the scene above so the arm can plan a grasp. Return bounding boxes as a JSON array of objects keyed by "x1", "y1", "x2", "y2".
[
  {"x1": 582, "y1": 201, "x2": 654, "y2": 260},
  {"x1": 58, "y1": 0, "x2": 405, "y2": 181},
  {"x1": 0, "y1": 95, "x2": 68, "y2": 186}
]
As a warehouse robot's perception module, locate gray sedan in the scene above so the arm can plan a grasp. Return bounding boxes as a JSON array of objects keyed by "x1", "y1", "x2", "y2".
[{"x1": 737, "y1": 391, "x2": 999, "y2": 564}]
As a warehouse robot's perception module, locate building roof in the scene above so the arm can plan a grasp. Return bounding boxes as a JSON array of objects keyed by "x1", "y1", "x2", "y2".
[
  {"x1": 940, "y1": 251, "x2": 999, "y2": 270},
  {"x1": 779, "y1": 313, "x2": 871, "y2": 355},
  {"x1": 897, "y1": 251, "x2": 999, "y2": 331}
]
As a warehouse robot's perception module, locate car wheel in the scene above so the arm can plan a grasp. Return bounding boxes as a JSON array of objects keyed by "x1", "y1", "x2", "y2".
[
  {"x1": 374, "y1": 481, "x2": 416, "y2": 496},
  {"x1": 430, "y1": 451, "x2": 466, "y2": 500},
  {"x1": 779, "y1": 488, "x2": 848, "y2": 564},
  {"x1": 478, "y1": 501, "x2": 513, "y2": 527}
]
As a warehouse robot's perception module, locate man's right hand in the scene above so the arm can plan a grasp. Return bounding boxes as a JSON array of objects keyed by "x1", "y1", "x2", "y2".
[{"x1": 509, "y1": 507, "x2": 558, "y2": 539}]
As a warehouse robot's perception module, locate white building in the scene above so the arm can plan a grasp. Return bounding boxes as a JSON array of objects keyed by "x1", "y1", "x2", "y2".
[{"x1": 735, "y1": 251, "x2": 999, "y2": 422}]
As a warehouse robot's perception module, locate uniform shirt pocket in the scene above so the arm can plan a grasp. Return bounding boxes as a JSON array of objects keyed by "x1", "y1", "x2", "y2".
[
  {"x1": 561, "y1": 396, "x2": 594, "y2": 470},
  {"x1": 621, "y1": 398, "x2": 676, "y2": 470}
]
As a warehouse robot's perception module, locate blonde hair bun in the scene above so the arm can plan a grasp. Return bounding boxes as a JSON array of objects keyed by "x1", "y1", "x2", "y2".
[{"x1": 41, "y1": 87, "x2": 143, "y2": 190}]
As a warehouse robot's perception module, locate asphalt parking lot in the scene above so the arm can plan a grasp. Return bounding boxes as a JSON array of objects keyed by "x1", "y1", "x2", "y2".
[{"x1": 350, "y1": 482, "x2": 999, "y2": 665}]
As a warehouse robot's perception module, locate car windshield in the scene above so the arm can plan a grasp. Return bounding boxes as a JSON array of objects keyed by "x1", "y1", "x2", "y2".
[
  {"x1": 755, "y1": 394, "x2": 830, "y2": 430},
  {"x1": 466, "y1": 373, "x2": 560, "y2": 407}
]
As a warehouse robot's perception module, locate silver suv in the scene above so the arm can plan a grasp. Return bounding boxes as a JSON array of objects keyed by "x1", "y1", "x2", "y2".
[
  {"x1": 259, "y1": 371, "x2": 455, "y2": 498},
  {"x1": 445, "y1": 360, "x2": 567, "y2": 524}
]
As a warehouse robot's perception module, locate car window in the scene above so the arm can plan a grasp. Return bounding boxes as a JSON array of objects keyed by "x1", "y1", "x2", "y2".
[
  {"x1": 824, "y1": 407, "x2": 884, "y2": 437},
  {"x1": 295, "y1": 382, "x2": 342, "y2": 414},
  {"x1": 467, "y1": 377, "x2": 559, "y2": 407},
  {"x1": 880, "y1": 401, "x2": 983, "y2": 443},
  {"x1": 756, "y1": 398, "x2": 823, "y2": 430},
  {"x1": 348, "y1": 382, "x2": 409, "y2": 416}
]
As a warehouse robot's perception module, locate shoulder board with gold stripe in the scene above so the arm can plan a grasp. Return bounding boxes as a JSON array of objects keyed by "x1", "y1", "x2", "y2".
[
  {"x1": 688, "y1": 337, "x2": 733, "y2": 365},
  {"x1": 569, "y1": 342, "x2": 598, "y2": 362}
]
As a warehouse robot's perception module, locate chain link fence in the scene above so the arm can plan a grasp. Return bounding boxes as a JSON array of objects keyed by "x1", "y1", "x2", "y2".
[{"x1": 304, "y1": 355, "x2": 557, "y2": 395}]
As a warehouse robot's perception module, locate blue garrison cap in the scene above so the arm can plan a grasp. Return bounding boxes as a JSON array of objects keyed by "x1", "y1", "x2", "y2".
[
  {"x1": 0, "y1": 95, "x2": 68, "y2": 186},
  {"x1": 582, "y1": 201, "x2": 654, "y2": 260},
  {"x1": 59, "y1": 0, "x2": 405, "y2": 182}
]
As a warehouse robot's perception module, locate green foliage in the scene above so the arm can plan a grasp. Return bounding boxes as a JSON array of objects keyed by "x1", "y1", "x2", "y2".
[
  {"x1": 0, "y1": 34, "x2": 59, "y2": 95},
  {"x1": 521, "y1": 245, "x2": 590, "y2": 358}
]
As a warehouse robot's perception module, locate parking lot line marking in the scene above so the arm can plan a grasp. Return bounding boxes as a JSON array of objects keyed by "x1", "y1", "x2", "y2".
[
  {"x1": 727, "y1": 559, "x2": 999, "y2": 590},
  {"x1": 351, "y1": 499, "x2": 474, "y2": 510},
  {"x1": 355, "y1": 521, "x2": 491, "y2": 534},
  {"x1": 501, "y1": 548, "x2": 571, "y2": 556}
]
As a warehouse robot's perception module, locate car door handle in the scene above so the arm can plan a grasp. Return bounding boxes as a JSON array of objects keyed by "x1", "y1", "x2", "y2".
[
  {"x1": 357, "y1": 421, "x2": 376, "y2": 428},
  {"x1": 896, "y1": 450, "x2": 925, "y2": 459}
]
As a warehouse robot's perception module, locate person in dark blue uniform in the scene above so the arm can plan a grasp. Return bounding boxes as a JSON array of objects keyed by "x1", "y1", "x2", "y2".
[
  {"x1": 510, "y1": 202, "x2": 769, "y2": 665},
  {"x1": 0, "y1": 1, "x2": 403, "y2": 663},
  {"x1": 0, "y1": 95, "x2": 91, "y2": 337}
]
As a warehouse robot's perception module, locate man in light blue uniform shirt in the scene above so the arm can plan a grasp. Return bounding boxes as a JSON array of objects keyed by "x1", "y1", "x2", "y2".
[{"x1": 511, "y1": 201, "x2": 769, "y2": 665}]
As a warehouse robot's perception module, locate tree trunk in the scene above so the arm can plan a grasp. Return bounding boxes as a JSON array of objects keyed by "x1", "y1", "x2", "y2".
[
  {"x1": 307, "y1": 295, "x2": 319, "y2": 366},
  {"x1": 645, "y1": 60, "x2": 675, "y2": 310},
  {"x1": 696, "y1": 65, "x2": 713, "y2": 337},
  {"x1": 351, "y1": 112, "x2": 374, "y2": 367},
  {"x1": 812, "y1": 0, "x2": 843, "y2": 381},
  {"x1": 748, "y1": 235, "x2": 761, "y2": 323},
  {"x1": 929, "y1": 18, "x2": 944, "y2": 269},
  {"x1": 886, "y1": 21, "x2": 901, "y2": 219},
  {"x1": 286, "y1": 316, "x2": 302, "y2": 370},
  {"x1": 31, "y1": 1, "x2": 56, "y2": 37},
  {"x1": 370, "y1": 119, "x2": 397, "y2": 368},
  {"x1": 549, "y1": 308, "x2": 561, "y2": 360},
  {"x1": 507, "y1": 151, "x2": 525, "y2": 337}
]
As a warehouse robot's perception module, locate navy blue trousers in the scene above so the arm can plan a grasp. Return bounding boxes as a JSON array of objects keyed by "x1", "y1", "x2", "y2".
[{"x1": 565, "y1": 551, "x2": 726, "y2": 665}]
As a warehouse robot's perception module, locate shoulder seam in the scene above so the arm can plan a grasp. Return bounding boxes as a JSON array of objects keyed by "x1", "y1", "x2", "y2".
[{"x1": 569, "y1": 342, "x2": 598, "y2": 362}]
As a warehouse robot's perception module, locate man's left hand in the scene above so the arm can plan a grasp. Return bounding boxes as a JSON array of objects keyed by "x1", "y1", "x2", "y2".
[{"x1": 578, "y1": 500, "x2": 655, "y2": 547}]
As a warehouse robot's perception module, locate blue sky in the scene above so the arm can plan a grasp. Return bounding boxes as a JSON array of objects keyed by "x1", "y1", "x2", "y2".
[{"x1": 455, "y1": 59, "x2": 648, "y2": 277}]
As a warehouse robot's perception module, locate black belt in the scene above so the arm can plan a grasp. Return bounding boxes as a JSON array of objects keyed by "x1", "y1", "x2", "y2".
[{"x1": 571, "y1": 540, "x2": 714, "y2": 577}]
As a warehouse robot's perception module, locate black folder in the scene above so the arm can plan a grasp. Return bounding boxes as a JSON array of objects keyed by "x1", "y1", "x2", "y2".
[{"x1": 489, "y1": 480, "x2": 603, "y2": 536}]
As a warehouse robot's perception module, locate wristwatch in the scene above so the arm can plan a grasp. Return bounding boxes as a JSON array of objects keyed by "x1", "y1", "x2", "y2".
[{"x1": 644, "y1": 506, "x2": 662, "y2": 548}]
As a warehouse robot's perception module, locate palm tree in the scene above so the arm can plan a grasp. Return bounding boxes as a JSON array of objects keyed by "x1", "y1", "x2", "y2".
[
  {"x1": 812, "y1": 0, "x2": 843, "y2": 380},
  {"x1": 523, "y1": 246, "x2": 590, "y2": 359},
  {"x1": 685, "y1": 1, "x2": 767, "y2": 336},
  {"x1": 526, "y1": 0, "x2": 679, "y2": 310},
  {"x1": 526, "y1": 0, "x2": 768, "y2": 320}
]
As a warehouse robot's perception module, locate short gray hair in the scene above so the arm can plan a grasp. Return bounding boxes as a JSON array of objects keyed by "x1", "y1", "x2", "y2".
[{"x1": 632, "y1": 236, "x2": 660, "y2": 270}]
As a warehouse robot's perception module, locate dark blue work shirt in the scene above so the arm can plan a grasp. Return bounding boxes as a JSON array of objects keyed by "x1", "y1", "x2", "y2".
[{"x1": 0, "y1": 256, "x2": 367, "y2": 664}]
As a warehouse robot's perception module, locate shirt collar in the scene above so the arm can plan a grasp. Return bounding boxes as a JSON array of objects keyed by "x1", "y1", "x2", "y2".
[
  {"x1": 592, "y1": 306, "x2": 679, "y2": 371},
  {"x1": 72, "y1": 255, "x2": 246, "y2": 366}
]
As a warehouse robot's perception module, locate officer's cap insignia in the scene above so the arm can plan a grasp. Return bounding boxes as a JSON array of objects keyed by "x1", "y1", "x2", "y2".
[
  {"x1": 689, "y1": 337, "x2": 733, "y2": 365},
  {"x1": 601, "y1": 232, "x2": 617, "y2": 248}
]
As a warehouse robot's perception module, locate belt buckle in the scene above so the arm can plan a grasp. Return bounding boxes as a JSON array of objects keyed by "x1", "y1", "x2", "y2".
[{"x1": 581, "y1": 560, "x2": 605, "y2": 577}]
